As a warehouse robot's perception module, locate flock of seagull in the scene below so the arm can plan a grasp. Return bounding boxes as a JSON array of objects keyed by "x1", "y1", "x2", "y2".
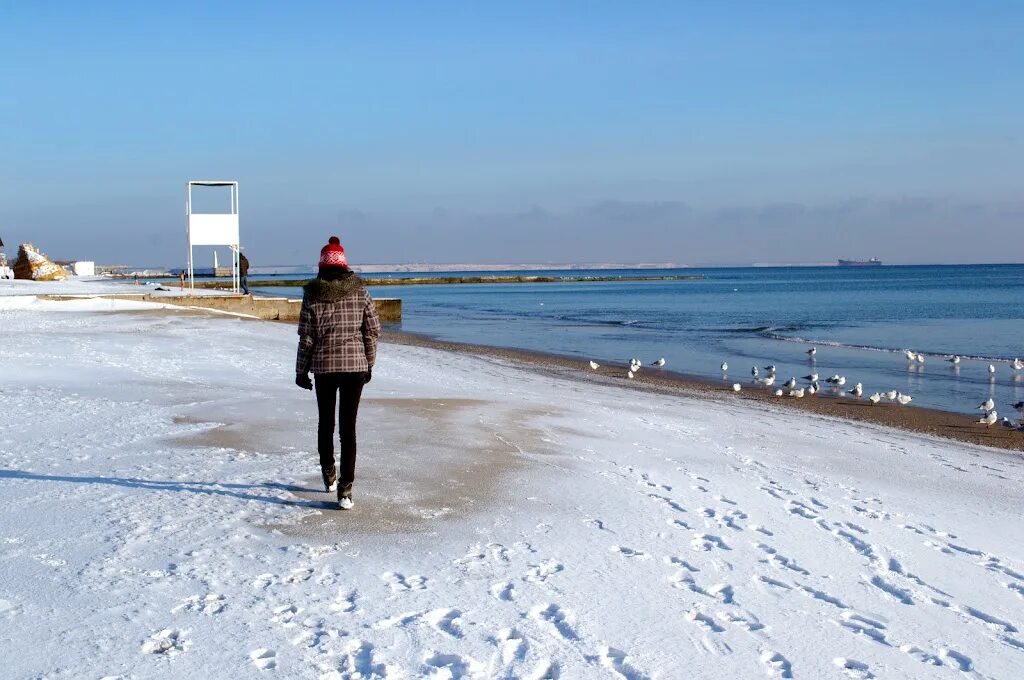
[{"x1": 588, "y1": 346, "x2": 1024, "y2": 431}]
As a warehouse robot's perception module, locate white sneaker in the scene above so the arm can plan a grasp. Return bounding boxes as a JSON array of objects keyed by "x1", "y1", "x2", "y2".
[
  {"x1": 338, "y1": 496, "x2": 354, "y2": 510},
  {"x1": 327, "y1": 480, "x2": 338, "y2": 492}
]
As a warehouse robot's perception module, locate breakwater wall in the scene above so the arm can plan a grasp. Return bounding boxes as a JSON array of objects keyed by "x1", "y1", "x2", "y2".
[
  {"x1": 39, "y1": 293, "x2": 402, "y2": 322},
  {"x1": 190, "y1": 274, "x2": 705, "y2": 288}
]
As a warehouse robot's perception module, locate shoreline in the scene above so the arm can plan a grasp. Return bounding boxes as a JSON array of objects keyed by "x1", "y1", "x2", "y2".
[
  {"x1": 380, "y1": 328, "x2": 1024, "y2": 453},
  {"x1": 188, "y1": 273, "x2": 704, "y2": 288}
]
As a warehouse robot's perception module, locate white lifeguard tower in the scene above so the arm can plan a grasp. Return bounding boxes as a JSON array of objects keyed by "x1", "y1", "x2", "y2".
[{"x1": 185, "y1": 180, "x2": 240, "y2": 293}]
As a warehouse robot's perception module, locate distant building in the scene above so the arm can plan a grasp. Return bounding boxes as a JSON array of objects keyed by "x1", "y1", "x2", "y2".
[{"x1": 73, "y1": 261, "x2": 96, "y2": 277}]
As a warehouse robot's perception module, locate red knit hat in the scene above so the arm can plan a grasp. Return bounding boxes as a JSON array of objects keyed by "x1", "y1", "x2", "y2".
[{"x1": 319, "y1": 236, "x2": 348, "y2": 268}]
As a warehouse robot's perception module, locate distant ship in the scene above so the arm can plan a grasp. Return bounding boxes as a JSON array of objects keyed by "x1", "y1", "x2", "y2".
[{"x1": 837, "y1": 258, "x2": 882, "y2": 267}]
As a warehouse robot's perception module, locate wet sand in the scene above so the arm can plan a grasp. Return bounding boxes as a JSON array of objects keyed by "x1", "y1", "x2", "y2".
[
  {"x1": 173, "y1": 396, "x2": 560, "y2": 537},
  {"x1": 382, "y1": 329, "x2": 1024, "y2": 453}
]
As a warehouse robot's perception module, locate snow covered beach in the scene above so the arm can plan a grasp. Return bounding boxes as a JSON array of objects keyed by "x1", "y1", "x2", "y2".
[{"x1": 2, "y1": 286, "x2": 1024, "y2": 678}]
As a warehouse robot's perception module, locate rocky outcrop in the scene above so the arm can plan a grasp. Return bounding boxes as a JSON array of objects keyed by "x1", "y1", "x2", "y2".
[{"x1": 13, "y1": 243, "x2": 68, "y2": 281}]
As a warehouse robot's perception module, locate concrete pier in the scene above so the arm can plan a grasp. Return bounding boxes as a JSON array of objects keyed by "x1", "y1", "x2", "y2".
[{"x1": 38, "y1": 293, "x2": 402, "y2": 322}]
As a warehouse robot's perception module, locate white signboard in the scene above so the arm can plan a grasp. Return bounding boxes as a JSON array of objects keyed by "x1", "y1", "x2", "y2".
[
  {"x1": 188, "y1": 214, "x2": 240, "y2": 246},
  {"x1": 186, "y1": 181, "x2": 240, "y2": 293}
]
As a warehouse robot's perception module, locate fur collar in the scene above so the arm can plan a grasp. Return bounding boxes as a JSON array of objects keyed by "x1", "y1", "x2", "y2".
[{"x1": 303, "y1": 274, "x2": 364, "y2": 302}]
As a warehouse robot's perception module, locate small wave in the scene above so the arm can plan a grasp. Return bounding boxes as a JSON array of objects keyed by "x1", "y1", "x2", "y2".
[
  {"x1": 551, "y1": 314, "x2": 648, "y2": 328},
  {"x1": 763, "y1": 333, "x2": 1016, "y2": 363},
  {"x1": 715, "y1": 325, "x2": 774, "y2": 334}
]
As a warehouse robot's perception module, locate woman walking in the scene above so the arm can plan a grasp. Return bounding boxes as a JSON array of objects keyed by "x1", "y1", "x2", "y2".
[{"x1": 295, "y1": 236, "x2": 380, "y2": 509}]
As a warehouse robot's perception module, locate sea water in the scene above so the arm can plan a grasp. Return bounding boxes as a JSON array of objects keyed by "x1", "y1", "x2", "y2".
[{"x1": 256, "y1": 264, "x2": 1024, "y2": 416}]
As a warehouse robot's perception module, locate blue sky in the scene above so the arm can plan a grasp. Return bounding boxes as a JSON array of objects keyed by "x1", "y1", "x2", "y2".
[{"x1": 2, "y1": 1, "x2": 1022, "y2": 266}]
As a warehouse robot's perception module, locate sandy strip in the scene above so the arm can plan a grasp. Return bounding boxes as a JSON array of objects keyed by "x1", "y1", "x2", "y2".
[{"x1": 381, "y1": 329, "x2": 1024, "y2": 453}]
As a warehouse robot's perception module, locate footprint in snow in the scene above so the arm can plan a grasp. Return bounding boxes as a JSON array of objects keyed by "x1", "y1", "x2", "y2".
[
  {"x1": 715, "y1": 610, "x2": 765, "y2": 632},
  {"x1": 250, "y1": 648, "x2": 276, "y2": 671},
  {"x1": 755, "y1": 575, "x2": 792, "y2": 591},
  {"x1": 530, "y1": 603, "x2": 577, "y2": 640},
  {"x1": 610, "y1": 546, "x2": 649, "y2": 559},
  {"x1": 271, "y1": 603, "x2": 299, "y2": 624},
  {"x1": 833, "y1": 657, "x2": 874, "y2": 679},
  {"x1": 686, "y1": 609, "x2": 725, "y2": 633},
  {"x1": 528, "y1": 660, "x2": 561, "y2": 679},
  {"x1": 600, "y1": 646, "x2": 651, "y2": 680},
  {"x1": 866, "y1": 575, "x2": 914, "y2": 605},
  {"x1": 708, "y1": 583, "x2": 734, "y2": 604},
  {"x1": 252, "y1": 573, "x2": 276, "y2": 589},
  {"x1": 899, "y1": 644, "x2": 942, "y2": 666},
  {"x1": 837, "y1": 612, "x2": 889, "y2": 646},
  {"x1": 938, "y1": 647, "x2": 974, "y2": 672},
  {"x1": 490, "y1": 581, "x2": 516, "y2": 601},
  {"x1": 785, "y1": 501, "x2": 819, "y2": 520},
  {"x1": 337, "y1": 639, "x2": 389, "y2": 678},
  {"x1": 422, "y1": 651, "x2": 485, "y2": 678},
  {"x1": 524, "y1": 560, "x2": 564, "y2": 583},
  {"x1": 283, "y1": 568, "x2": 314, "y2": 584},
  {"x1": 141, "y1": 629, "x2": 189, "y2": 655},
  {"x1": 759, "y1": 650, "x2": 793, "y2": 678},
  {"x1": 172, "y1": 593, "x2": 225, "y2": 616},
  {"x1": 381, "y1": 571, "x2": 427, "y2": 592},
  {"x1": 492, "y1": 627, "x2": 528, "y2": 666},
  {"x1": 753, "y1": 543, "x2": 810, "y2": 576},
  {"x1": 691, "y1": 533, "x2": 730, "y2": 551},
  {"x1": 797, "y1": 585, "x2": 847, "y2": 609},
  {"x1": 665, "y1": 556, "x2": 700, "y2": 572},
  {"x1": 329, "y1": 588, "x2": 359, "y2": 613},
  {"x1": 424, "y1": 608, "x2": 464, "y2": 638}
]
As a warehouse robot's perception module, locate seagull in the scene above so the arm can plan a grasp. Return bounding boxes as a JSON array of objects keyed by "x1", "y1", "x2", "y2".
[
  {"x1": 825, "y1": 375, "x2": 846, "y2": 386},
  {"x1": 760, "y1": 375, "x2": 776, "y2": 387},
  {"x1": 732, "y1": 383, "x2": 742, "y2": 392},
  {"x1": 947, "y1": 355, "x2": 961, "y2": 365},
  {"x1": 751, "y1": 366, "x2": 759, "y2": 378},
  {"x1": 1013, "y1": 358, "x2": 1024, "y2": 370},
  {"x1": 630, "y1": 360, "x2": 641, "y2": 373},
  {"x1": 720, "y1": 362, "x2": 729, "y2": 372},
  {"x1": 1013, "y1": 401, "x2": 1024, "y2": 413},
  {"x1": 807, "y1": 347, "x2": 817, "y2": 356},
  {"x1": 806, "y1": 384, "x2": 817, "y2": 396},
  {"x1": 764, "y1": 365, "x2": 777, "y2": 374},
  {"x1": 589, "y1": 361, "x2": 600, "y2": 370},
  {"x1": 773, "y1": 388, "x2": 784, "y2": 397},
  {"x1": 627, "y1": 370, "x2": 634, "y2": 379},
  {"x1": 989, "y1": 364, "x2": 996, "y2": 374},
  {"x1": 790, "y1": 388, "x2": 806, "y2": 398},
  {"x1": 978, "y1": 398, "x2": 995, "y2": 412},
  {"x1": 851, "y1": 383, "x2": 863, "y2": 397},
  {"x1": 978, "y1": 410, "x2": 998, "y2": 427},
  {"x1": 868, "y1": 393, "x2": 882, "y2": 405},
  {"x1": 1001, "y1": 417, "x2": 1016, "y2": 429},
  {"x1": 784, "y1": 377, "x2": 797, "y2": 390},
  {"x1": 885, "y1": 390, "x2": 898, "y2": 401},
  {"x1": 651, "y1": 358, "x2": 666, "y2": 367},
  {"x1": 810, "y1": 381, "x2": 820, "y2": 393},
  {"x1": 802, "y1": 373, "x2": 819, "y2": 382},
  {"x1": 905, "y1": 350, "x2": 917, "y2": 361},
  {"x1": 916, "y1": 354, "x2": 926, "y2": 364},
  {"x1": 896, "y1": 392, "x2": 913, "y2": 406}
]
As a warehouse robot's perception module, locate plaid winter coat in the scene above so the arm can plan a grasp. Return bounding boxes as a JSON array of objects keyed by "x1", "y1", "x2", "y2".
[{"x1": 296, "y1": 274, "x2": 380, "y2": 374}]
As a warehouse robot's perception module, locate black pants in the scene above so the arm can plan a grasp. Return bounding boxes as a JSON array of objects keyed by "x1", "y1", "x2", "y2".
[{"x1": 314, "y1": 372, "x2": 365, "y2": 488}]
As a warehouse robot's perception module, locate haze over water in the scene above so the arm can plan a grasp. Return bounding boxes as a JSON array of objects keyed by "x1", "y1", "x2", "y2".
[{"x1": 256, "y1": 264, "x2": 1024, "y2": 416}]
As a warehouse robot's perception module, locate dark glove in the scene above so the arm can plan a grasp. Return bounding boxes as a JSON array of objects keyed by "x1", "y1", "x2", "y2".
[
  {"x1": 295, "y1": 373, "x2": 313, "y2": 390},
  {"x1": 363, "y1": 370, "x2": 372, "y2": 385}
]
